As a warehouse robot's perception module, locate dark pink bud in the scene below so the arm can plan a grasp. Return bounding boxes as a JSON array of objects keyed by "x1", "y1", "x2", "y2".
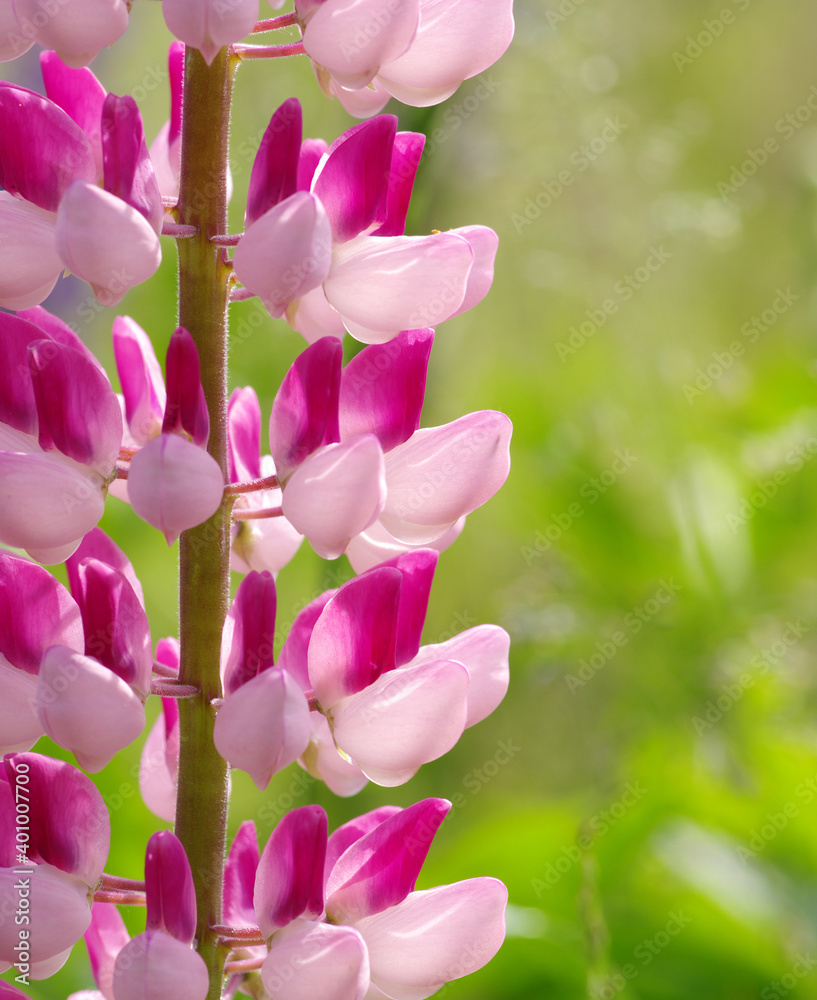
[
  {"x1": 373, "y1": 131, "x2": 425, "y2": 237},
  {"x1": 223, "y1": 821, "x2": 260, "y2": 928},
  {"x1": 223, "y1": 571, "x2": 277, "y2": 695},
  {"x1": 162, "y1": 327, "x2": 209, "y2": 447},
  {"x1": 102, "y1": 93, "x2": 163, "y2": 234},
  {"x1": 146, "y1": 831, "x2": 197, "y2": 945},
  {"x1": 246, "y1": 98, "x2": 302, "y2": 227},
  {"x1": 227, "y1": 386, "x2": 261, "y2": 483},
  {"x1": 375, "y1": 549, "x2": 438, "y2": 666}
]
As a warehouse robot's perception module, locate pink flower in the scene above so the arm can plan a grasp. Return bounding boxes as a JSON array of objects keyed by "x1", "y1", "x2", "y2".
[
  {"x1": 0, "y1": 309, "x2": 122, "y2": 563},
  {"x1": 1, "y1": 0, "x2": 129, "y2": 68},
  {"x1": 233, "y1": 102, "x2": 497, "y2": 343},
  {"x1": 163, "y1": 0, "x2": 258, "y2": 65},
  {"x1": 295, "y1": 0, "x2": 514, "y2": 118},
  {"x1": 0, "y1": 66, "x2": 162, "y2": 308}
]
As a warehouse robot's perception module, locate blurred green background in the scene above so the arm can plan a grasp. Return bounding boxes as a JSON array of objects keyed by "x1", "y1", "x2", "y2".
[{"x1": 7, "y1": 0, "x2": 817, "y2": 997}]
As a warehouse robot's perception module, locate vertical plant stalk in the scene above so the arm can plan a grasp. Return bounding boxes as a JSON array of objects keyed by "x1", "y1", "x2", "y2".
[{"x1": 174, "y1": 44, "x2": 236, "y2": 1000}]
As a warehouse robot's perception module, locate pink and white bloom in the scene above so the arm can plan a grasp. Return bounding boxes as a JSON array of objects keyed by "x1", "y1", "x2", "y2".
[
  {"x1": 139, "y1": 639, "x2": 180, "y2": 824},
  {"x1": 115, "y1": 324, "x2": 224, "y2": 543},
  {"x1": 1, "y1": 0, "x2": 129, "y2": 68},
  {"x1": 0, "y1": 309, "x2": 122, "y2": 563},
  {"x1": 0, "y1": 753, "x2": 110, "y2": 975},
  {"x1": 0, "y1": 67, "x2": 162, "y2": 308},
  {"x1": 163, "y1": 0, "x2": 258, "y2": 65},
  {"x1": 296, "y1": 0, "x2": 514, "y2": 118},
  {"x1": 233, "y1": 102, "x2": 497, "y2": 344}
]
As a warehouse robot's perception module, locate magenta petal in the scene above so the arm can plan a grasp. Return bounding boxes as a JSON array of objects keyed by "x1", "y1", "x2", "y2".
[
  {"x1": 303, "y1": 0, "x2": 418, "y2": 88},
  {"x1": 168, "y1": 41, "x2": 185, "y2": 146},
  {"x1": 73, "y1": 559, "x2": 152, "y2": 695},
  {"x1": 373, "y1": 549, "x2": 437, "y2": 666},
  {"x1": 411, "y1": 625, "x2": 510, "y2": 727},
  {"x1": 222, "y1": 571, "x2": 277, "y2": 694},
  {"x1": 5, "y1": 751, "x2": 110, "y2": 884},
  {"x1": 381, "y1": 411, "x2": 512, "y2": 543},
  {"x1": 325, "y1": 798, "x2": 450, "y2": 923},
  {"x1": 261, "y1": 922, "x2": 369, "y2": 1000},
  {"x1": 313, "y1": 115, "x2": 397, "y2": 241},
  {"x1": 223, "y1": 821, "x2": 259, "y2": 928},
  {"x1": 101, "y1": 93, "x2": 163, "y2": 234},
  {"x1": 127, "y1": 434, "x2": 224, "y2": 545},
  {"x1": 276, "y1": 589, "x2": 336, "y2": 693},
  {"x1": 326, "y1": 232, "x2": 472, "y2": 343},
  {"x1": 331, "y1": 659, "x2": 469, "y2": 780},
  {"x1": 324, "y1": 806, "x2": 402, "y2": 880},
  {"x1": 214, "y1": 667, "x2": 311, "y2": 789},
  {"x1": 113, "y1": 316, "x2": 167, "y2": 446},
  {"x1": 0, "y1": 866, "x2": 90, "y2": 965},
  {"x1": 139, "y1": 695, "x2": 179, "y2": 823},
  {"x1": 67, "y1": 527, "x2": 145, "y2": 608},
  {"x1": 0, "y1": 313, "x2": 48, "y2": 435},
  {"x1": 18, "y1": 0, "x2": 130, "y2": 68},
  {"x1": 18, "y1": 305, "x2": 105, "y2": 372},
  {"x1": 281, "y1": 436, "x2": 386, "y2": 560},
  {"x1": 112, "y1": 930, "x2": 209, "y2": 1000},
  {"x1": 233, "y1": 191, "x2": 332, "y2": 318},
  {"x1": 162, "y1": 328, "x2": 209, "y2": 447},
  {"x1": 0, "y1": 194, "x2": 61, "y2": 311},
  {"x1": 145, "y1": 831, "x2": 197, "y2": 945},
  {"x1": 0, "y1": 450, "x2": 106, "y2": 554},
  {"x1": 246, "y1": 99, "x2": 302, "y2": 226},
  {"x1": 37, "y1": 647, "x2": 146, "y2": 772},
  {"x1": 357, "y1": 878, "x2": 507, "y2": 998},
  {"x1": 0, "y1": 550, "x2": 83, "y2": 675},
  {"x1": 297, "y1": 138, "x2": 328, "y2": 191},
  {"x1": 40, "y1": 51, "x2": 107, "y2": 177},
  {"x1": 55, "y1": 180, "x2": 162, "y2": 305},
  {"x1": 85, "y1": 902, "x2": 130, "y2": 998},
  {"x1": 29, "y1": 339, "x2": 122, "y2": 468},
  {"x1": 308, "y1": 568, "x2": 401, "y2": 707},
  {"x1": 163, "y1": 0, "x2": 258, "y2": 65},
  {"x1": 254, "y1": 804, "x2": 327, "y2": 937},
  {"x1": 339, "y1": 328, "x2": 433, "y2": 452},
  {"x1": 378, "y1": 0, "x2": 514, "y2": 107},
  {"x1": 269, "y1": 337, "x2": 342, "y2": 483},
  {"x1": 227, "y1": 386, "x2": 261, "y2": 482},
  {"x1": 0, "y1": 83, "x2": 96, "y2": 211},
  {"x1": 372, "y1": 132, "x2": 425, "y2": 237}
]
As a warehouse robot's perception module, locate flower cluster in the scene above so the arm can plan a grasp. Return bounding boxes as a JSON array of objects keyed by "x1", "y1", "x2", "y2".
[{"x1": 0, "y1": 1, "x2": 515, "y2": 998}]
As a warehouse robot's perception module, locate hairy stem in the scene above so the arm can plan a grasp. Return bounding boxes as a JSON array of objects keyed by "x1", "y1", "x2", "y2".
[{"x1": 174, "y1": 43, "x2": 236, "y2": 1000}]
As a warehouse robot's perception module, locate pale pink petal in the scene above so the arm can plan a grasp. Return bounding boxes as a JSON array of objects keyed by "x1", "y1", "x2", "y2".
[
  {"x1": 281, "y1": 436, "x2": 385, "y2": 559},
  {"x1": 345, "y1": 517, "x2": 464, "y2": 573},
  {"x1": 234, "y1": 192, "x2": 332, "y2": 318},
  {"x1": 356, "y1": 878, "x2": 507, "y2": 999},
  {"x1": 85, "y1": 901, "x2": 130, "y2": 1000},
  {"x1": 328, "y1": 76, "x2": 392, "y2": 119},
  {"x1": 0, "y1": 194, "x2": 61, "y2": 311},
  {"x1": 230, "y1": 456, "x2": 303, "y2": 575},
  {"x1": 126, "y1": 434, "x2": 224, "y2": 545},
  {"x1": 325, "y1": 233, "x2": 472, "y2": 344},
  {"x1": 0, "y1": 866, "x2": 90, "y2": 963},
  {"x1": 37, "y1": 647, "x2": 146, "y2": 772},
  {"x1": 0, "y1": 450, "x2": 106, "y2": 553},
  {"x1": 0, "y1": 660, "x2": 41, "y2": 753},
  {"x1": 261, "y1": 922, "x2": 369, "y2": 1000},
  {"x1": 112, "y1": 317, "x2": 166, "y2": 446},
  {"x1": 0, "y1": 6, "x2": 32, "y2": 62},
  {"x1": 227, "y1": 386, "x2": 261, "y2": 482},
  {"x1": 287, "y1": 286, "x2": 346, "y2": 345},
  {"x1": 410, "y1": 625, "x2": 509, "y2": 727},
  {"x1": 139, "y1": 698, "x2": 179, "y2": 823},
  {"x1": 18, "y1": 0, "x2": 130, "y2": 67},
  {"x1": 299, "y1": 713, "x2": 369, "y2": 797},
  {"x1": 214, "y1": 667, "x2": 311, "y2": 790},
  {"x1": 303, "y1": 0, "x2": 418, "y2": 89},
  {"x1": 112, "y1": 930, "x2": 209, "y2": 1000},
  {"x1": 254, "y1": 805, "x2": 326, "y2": 937},
  {"x1": 28, "y1": 946, "x2": 73, "y2": 979},
  {"x1": 55, "y1": 180, "x2": 162, "y2": 306},
  {"x1": 377, "y1": 0, "x2": 514, "y2": 107},
  {"x1": 25, "y1": 539, "x2": 83, "y2": 565},
  {"x1": 380, "y1": 411, "x2": 512, "y2": 543},
  {"x1": 331, "y1": 659, "x2": 468, "y2": 781},
  {"x1": 307, "y1": 568, "x2": 401, "y2": 708},
  {"x1": 163, "y1": 0, "x2": 258, "y2": 65},
  {"x1": 448, "y1": 225, "x2": 498, "y2": 317},
  {"x1": 148, "y1": 120, "x2": 181, "y2": 204}
]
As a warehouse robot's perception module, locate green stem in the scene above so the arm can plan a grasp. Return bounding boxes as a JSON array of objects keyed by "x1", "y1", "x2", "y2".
[{"x1": 173, "y1": 44, "x2": 237, "y2": 1000}]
